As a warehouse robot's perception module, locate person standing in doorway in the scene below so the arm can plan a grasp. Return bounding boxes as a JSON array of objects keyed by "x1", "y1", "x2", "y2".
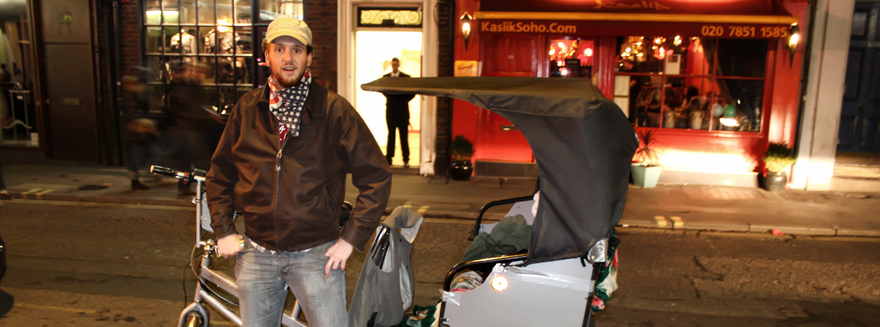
[
  {"x1": 206, "y1": 17, "x2": 392, "y2": 327},
  {"x1": 382, "y1": 57, "x2": 415, "y2": 168}
]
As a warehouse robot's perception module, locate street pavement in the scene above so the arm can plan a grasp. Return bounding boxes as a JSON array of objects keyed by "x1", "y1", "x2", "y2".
[{"x1": 1, "y1": 163, "x2": 879, "y2": 238}]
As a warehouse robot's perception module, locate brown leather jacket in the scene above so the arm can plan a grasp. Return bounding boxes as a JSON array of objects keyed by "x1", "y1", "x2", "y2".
[{"x1": 206, "y1": 83, "x2": 392, "y2": 252}]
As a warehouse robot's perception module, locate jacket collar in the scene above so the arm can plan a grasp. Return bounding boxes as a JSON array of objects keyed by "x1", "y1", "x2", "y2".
[{"x1": 247, "y1": 80, "x2": 327, "y2": 122}]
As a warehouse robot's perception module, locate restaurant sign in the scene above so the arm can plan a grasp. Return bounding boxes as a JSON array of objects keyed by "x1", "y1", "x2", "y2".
[
  {"x1": 479, "y1": 0, "x2": 786, "y2": 16},
  {"x1": 478, "y1": 19, "x2": 794, "y2": 39}
]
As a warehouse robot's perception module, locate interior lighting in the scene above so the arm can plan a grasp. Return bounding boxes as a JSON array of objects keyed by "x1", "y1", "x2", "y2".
[
  {"x1": 217, "y1": 19, "x2": 231, "y2": 32},
  {"x1": 720, "y1": 117, "x2": 740, "y2": 127},
  {"x1": 491, "y1": 275, "x2": 509, "y2": 292},
  {"x1": 673, "y1": 35, "x2": 682, "y2": 46},
  {"x1": 145, "y1": 10, "x2": 179, "y2": 24},
  {"x1": 560, "y1": 67, "x2": 571, "y2": 76},
  {"x1": 585, "y1": 48, "x2": 593, "y2": 57},
  {"x1": 461, "y1": 13, "x2": 473, "y2": 50}
]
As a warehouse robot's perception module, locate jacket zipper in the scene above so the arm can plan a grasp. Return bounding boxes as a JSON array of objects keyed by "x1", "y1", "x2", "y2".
[
  {"x1": 273, "y1": 128, "x2": 289, "y2": 250},
  {"x1": 275, "y1": 141, "x2": 285, "y2": 172}
]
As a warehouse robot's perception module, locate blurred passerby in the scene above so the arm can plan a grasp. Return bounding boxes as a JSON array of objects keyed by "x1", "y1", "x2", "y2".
[
  {"x1": 0, "y1": 64, "x2": 11, "y2": 128},
  {"x1": 0, "y1": 147, "x2": 10, "y2": 200},
  {"x1": 122, "y1": 68, "x2": 159, "y2": 190},
  {"x1": 167, "y1": 61, "x2": 221, "y2": 195}
]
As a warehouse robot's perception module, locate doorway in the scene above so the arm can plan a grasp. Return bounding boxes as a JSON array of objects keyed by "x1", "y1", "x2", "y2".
[
  {"x1": 354, "y1": 31, "x2": 422, "y2": 167},
  {"x1": 839, "y1": 1, "x2": 880, "y2": 153},
  {"x1": 834, "y1": 1, "x2": 880, "y2": 183}
]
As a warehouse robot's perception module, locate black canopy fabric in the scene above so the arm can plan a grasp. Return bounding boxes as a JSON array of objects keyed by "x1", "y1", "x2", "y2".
[{"x1": 361, "y1": 77, "x2": 637, "y2": 265}]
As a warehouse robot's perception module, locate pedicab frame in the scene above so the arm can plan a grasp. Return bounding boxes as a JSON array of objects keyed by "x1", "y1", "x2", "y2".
[{"x1": 362, "y1": 77, "x2": 638, "y2": 327}]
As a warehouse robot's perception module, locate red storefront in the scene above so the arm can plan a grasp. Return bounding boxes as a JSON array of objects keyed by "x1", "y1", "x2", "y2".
[{"x1": 452, "y1": 0, "x2": 808, "y2": 186}]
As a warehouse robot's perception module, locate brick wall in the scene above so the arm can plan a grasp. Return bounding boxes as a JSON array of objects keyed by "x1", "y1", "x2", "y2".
[
  {"x1": 304, "y1": 1, "x2": 338, "y2": 93},
  {"x1": 119, "y1": 0, "x2": 141, "y2": 73}
]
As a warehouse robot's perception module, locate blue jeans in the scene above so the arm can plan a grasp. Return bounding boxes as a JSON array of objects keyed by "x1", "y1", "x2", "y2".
[{"x1": 235, "y1": 239, "x2": 348, "y2": 327}]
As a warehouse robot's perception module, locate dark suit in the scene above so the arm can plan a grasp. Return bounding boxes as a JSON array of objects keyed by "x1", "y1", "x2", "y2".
[{"x1": 382, "y1": 72, "x2": 415, "y2": 164}]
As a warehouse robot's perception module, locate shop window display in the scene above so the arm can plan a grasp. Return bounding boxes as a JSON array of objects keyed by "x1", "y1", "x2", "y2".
[
  {"x1": 614, "y1": 36, "x2": 767, "y2": 133},
  {"x1": 142, "y1": 0, "x2": 301, "y2": 115}
]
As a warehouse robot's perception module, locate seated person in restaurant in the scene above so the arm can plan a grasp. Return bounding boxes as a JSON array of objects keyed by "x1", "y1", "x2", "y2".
[
  {"x1": 643, "y1": 92, "x2": 664, "y2": 127},
  {"x1": 678, "y1": 86, "x2": 706, "y2": 129}
]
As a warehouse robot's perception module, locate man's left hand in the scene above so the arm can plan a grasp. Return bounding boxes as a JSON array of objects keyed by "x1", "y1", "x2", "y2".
[{"x1": 324, "y1": 238, "x2": 353, "y2": 277}]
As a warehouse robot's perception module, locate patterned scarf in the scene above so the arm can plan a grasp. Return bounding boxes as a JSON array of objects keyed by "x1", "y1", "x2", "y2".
[{"x1": 268, "y1": 69, "x2": 311, "y2": 137}]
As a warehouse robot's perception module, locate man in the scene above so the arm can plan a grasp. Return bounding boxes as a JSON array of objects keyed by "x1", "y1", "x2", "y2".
[
  {"x1": 206, "y1": 17, "x2": 392, "y2": 327},
  {"x1": 382, "y1": 57, "x2": 415, "y2": 167},
  {"x1": 167, "y1": 61, "x2": 209, "y2": 196},
  {"x1": 122, "y1": 68, "x2": 158, "y2": 191}
]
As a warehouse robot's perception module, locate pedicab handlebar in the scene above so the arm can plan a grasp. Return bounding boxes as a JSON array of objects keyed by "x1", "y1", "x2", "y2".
[{"x1": 150, "y1": 165, "x2": 207, "y2": 184}]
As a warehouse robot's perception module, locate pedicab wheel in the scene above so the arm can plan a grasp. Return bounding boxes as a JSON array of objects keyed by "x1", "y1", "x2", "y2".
[{"x1": 180, "y1": 310, "x2": 208, "y2": 327}]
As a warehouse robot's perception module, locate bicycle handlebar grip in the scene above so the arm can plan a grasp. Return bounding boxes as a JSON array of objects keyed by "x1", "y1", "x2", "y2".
[{"x1": 150, "y1": 165, "x2": 178, "y2": 177}]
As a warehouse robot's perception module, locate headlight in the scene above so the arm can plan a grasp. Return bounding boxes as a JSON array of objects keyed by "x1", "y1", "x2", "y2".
[{"x1": 491, "y1": 275, "x2": 508, "y2": 292}]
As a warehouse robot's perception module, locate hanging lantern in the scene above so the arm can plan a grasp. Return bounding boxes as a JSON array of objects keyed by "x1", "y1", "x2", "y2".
[
  {"x1": 461, "y1": 13, "x2": 473, "y2": 50},
  {"x1": 787, "y1": 25, "x2": 800, "y2": 68}
]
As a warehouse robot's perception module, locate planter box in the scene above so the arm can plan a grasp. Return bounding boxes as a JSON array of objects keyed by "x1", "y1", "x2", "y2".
[{"x1": 631, "y1": 163, "x2": 662, "y2": 188}]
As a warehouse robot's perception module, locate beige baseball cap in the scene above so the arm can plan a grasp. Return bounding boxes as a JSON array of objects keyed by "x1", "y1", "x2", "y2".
[{"x1": 265, "y1": 17, "x2": 312, "y2": 46}]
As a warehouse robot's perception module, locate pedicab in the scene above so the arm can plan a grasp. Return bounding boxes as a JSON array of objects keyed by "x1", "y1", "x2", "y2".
[
  {"x1": 161, "y1": 76, "x2": 635, "y2": 327},
  {"x1": 361, "y1": 77, "x2": 637, "y2": 326}
]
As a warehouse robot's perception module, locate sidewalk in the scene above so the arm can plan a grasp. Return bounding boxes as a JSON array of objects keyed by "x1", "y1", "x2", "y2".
[{"x1": 1, "y1": 163, "x2": 879, "y2": 237}]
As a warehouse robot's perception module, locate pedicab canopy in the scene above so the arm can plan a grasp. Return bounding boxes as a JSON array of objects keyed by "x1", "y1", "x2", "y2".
[{"x1": 361, "y1": 77, "x2": 638, "y2": 265}]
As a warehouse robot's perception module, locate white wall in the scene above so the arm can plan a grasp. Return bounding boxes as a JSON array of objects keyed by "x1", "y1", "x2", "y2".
[{"x1": 792, "y1": 0, "x2": 856, "y2": 190}]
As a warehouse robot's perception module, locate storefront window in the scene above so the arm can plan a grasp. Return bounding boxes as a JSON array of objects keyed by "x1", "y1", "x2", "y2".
[
  {"x1": 548, "y1": 38, "x2": 594, "y2": 78},
  {"x1": 613, "y1": 36, "x2": 768, "y2": 132},
  {"x1": 258, "y1": 0, "x2": 304, "y2": 23},
  {"x1": 142, "y1": 0, "x2": 302, "y2": 114},
  {"x1": 1, "y1": 16, "x2": 39, "y2": 146}
]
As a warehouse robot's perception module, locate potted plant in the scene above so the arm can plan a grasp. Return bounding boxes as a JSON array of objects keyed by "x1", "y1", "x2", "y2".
[
  {"x1": 449, "y1": 135, "x2": 475, "y2": 181},
  {"x1": 631, "y1": 129, "x2": 663, "y2": 188},
  {"x1": 762, "y1": 142, "x2": 797, "y2": 192}
]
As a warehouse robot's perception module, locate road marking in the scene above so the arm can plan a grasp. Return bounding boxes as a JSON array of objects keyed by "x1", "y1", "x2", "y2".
[
  {"x1": 670, "y1": 216, "x2": 684, "y2": 228},
  {"x1": 14, "y1": 303, "x2": 98, "y2": 314},
  {"x1": 5, "y1": 199, "x2": 195, "y2": 211},
  {"x1": 654, "y1": 216, "x2": 667, "y2": 228},
  {"x1": 402, "y1": 203, "x2": 430, "y2": 217}
]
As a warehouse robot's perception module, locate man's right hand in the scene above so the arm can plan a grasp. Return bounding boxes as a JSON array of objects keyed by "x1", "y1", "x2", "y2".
[{"x1": 217, "y1": 234, "x2": 243, "y2": 257}]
